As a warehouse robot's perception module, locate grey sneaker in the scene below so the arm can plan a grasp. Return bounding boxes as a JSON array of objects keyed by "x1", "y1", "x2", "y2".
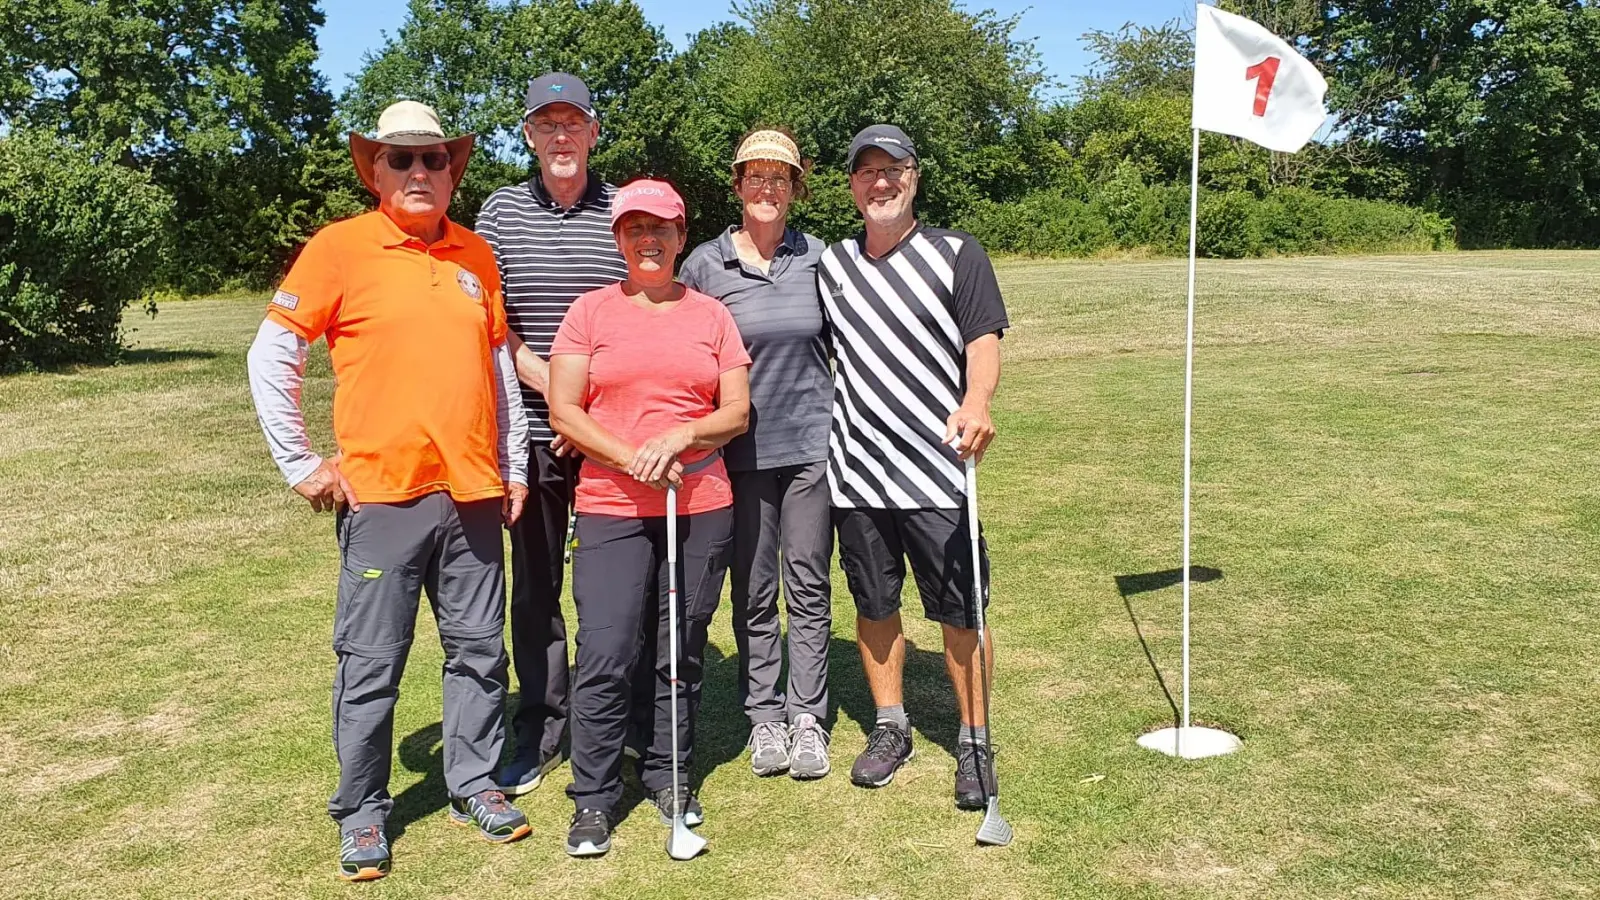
[
  {"x1": 850, "y1": 722, "x2": 914, "y2": 787},
  {"x1": 788, "y1": 713, "x2": 831, "y2": 780},
  {"x1": 337, "y1": 823, "x2": 389, "y2": 882},
  {"x1": 649, "y1": 786, "x2": 704, "y2": 827},
  {"x1": 449, "y1": 789, "x2": 531, "y2": 843},
  {"x1": 748, "y1": 720, "x2": 791, "y2": 776}
]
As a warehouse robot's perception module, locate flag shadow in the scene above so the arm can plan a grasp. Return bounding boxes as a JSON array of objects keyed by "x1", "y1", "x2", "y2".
[{"x1": 1114, "y1": 566, "x2": 1224, "y2": 727}]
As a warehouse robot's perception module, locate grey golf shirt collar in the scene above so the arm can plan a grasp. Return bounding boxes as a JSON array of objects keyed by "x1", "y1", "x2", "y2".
[
  {"x1": 527, "y1": 169, "x2": 606, "y2": 211},
  {"x1": 714, "y1": 224, "x2": 802, "y2": 280}
]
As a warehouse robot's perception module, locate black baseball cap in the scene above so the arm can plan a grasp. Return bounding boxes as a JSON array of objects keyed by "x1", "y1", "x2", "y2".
[
  {"x1": 524, "y1": 72, "x2": 595, "y2": 119},
  {"x1": 846, "y1": 124, "x2": 917, "y2": 170}
]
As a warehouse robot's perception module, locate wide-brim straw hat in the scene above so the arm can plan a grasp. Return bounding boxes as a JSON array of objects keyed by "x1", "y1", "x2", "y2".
[{"x1": 349, "y1": 100, "x2": 475, "y2": 196}]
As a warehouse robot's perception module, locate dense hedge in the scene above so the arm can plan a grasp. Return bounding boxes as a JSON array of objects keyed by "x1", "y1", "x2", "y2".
[
  {"x1": 0, "y1": 132, "x2": 174, "y2": 373},
  {"x1": 960, "y1": 184, "x2": 1454, "y2": 258}
]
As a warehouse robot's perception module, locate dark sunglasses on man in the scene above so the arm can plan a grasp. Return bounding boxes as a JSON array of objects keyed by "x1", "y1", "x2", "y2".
[{"x1": 381, "y1": 150, "x2": 451, "y2": 172}]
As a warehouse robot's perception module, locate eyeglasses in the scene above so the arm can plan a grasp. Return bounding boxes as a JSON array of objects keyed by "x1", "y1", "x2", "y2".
[
  {"x1": 530, "y1": 120, "x2": 592, "y2": 135},
  {"x1": 742, "y1": 174, "x2": 793, "y2": 192},
  {"x1": 851, "y1": 165, "x2": 915, "y2": 184},
  {"x1": 381, "y1": 150, "x2": 451, "y2": 172}
]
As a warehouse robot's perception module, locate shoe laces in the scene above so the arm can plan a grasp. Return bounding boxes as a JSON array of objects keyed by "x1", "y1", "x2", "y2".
[
  {"x1": 790, "y1": 720, "x2": 830, "y2": 759},
  {"x1": 477, "y1": 790, "x2": 511, "y2": 813},
  {"x1": 573, "y1": 808, "x2": 608, "y2": 829},
  {"x1": 863, "y1": 723, "x2": 910, "y2": 761},
  {"x1": 654, "y1": 786, "x2": 694, "y2": 815},
  {"x1": 957, "y1": 742, "x2": 996, "y2": 781},
  {"x1": 749, "y1": 721, "x2": 788, "y2": 755}
]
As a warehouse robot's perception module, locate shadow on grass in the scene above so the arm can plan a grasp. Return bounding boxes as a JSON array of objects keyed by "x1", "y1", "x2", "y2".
[
  {"x1": 1115, "y1": 565, "x2": 1224, "y2": 728},
  {"x1": 120, "y1": 348, "x2": 218, "y2": 366}
]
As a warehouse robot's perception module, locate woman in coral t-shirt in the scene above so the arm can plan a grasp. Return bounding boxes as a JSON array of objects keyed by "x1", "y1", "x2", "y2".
[{"x1": 547, "y1": 179, "x2": 751, "y2": 858}]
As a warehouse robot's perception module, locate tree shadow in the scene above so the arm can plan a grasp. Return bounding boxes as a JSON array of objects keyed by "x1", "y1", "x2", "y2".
[
  {"x1": 1113, "y1": 566, "x2": 1224, "y2": 727},
  {"x1": 119, "y1": 348, "x2": 217, "y2": 366}
]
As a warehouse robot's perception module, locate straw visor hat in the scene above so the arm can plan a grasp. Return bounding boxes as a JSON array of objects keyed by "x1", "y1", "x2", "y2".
[
  {"x1": 349, "y1": 101, "x2": 476, "y2": 196},
  {"x1": 733, "y1": 129, "x2": 803, "y2": 172}
]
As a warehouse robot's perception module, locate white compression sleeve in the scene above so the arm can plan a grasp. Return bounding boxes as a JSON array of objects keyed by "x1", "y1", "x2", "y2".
[
  {"x1": 246, "y1": 319, "x2": 322, "y2": 488},
  {"x1": 494, "y1": 341, "x2": 530, "y2": 485}
]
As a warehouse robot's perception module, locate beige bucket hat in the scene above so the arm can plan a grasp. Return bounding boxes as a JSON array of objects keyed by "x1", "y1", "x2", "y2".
[{"x1": 349, "y1": 101, "x2": 476, "y2": 196}]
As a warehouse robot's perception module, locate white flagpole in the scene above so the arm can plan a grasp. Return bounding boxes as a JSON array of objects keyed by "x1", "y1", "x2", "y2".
[{"x1": 1180, "y1": 125, "x2": 1200, "y2": 750}]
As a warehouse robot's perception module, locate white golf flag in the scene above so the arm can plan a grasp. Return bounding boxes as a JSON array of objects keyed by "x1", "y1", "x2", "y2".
[{"x1": 1192, "y1": 4, "x2": 1328, "y2": 153}]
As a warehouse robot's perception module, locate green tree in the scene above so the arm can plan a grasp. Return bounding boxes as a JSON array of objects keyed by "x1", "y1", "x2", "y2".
[{"x1": 0, "y1": 0, "x2": 336, "y2": 290}]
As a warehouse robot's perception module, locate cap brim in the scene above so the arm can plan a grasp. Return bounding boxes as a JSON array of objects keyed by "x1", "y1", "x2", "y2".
[
  {"x1": 847, "y1": 142, "x2": 915, "y2": 171},
  {"x1": 350, "y1": 132, "x2": 477, "y2": 196},
  {"x1": 523, "y1": 100, "x2": 596, "y2": 119}
]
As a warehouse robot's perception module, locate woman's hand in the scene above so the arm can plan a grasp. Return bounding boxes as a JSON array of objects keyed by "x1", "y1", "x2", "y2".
[{"x1": 629, "y1": 425, "x2": 695, "y2": 487}]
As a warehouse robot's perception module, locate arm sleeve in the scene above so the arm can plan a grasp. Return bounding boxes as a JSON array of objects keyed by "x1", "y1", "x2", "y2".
[
  {"x1": 950, "y1": 237, "x2": 1010, "y2": 345},
  {"x1": 550, "y1": 292, "x2": 595, "y2": 356},
  {"x1": 711, "y1": 301, "x2": 753, "y2": 373},
  {"x1": 246, "y1": 319, "x2": 323, "y2": 487},
  {"x1": 494, "y1": 342, "x2": 529, "y2": 485},
  {"x1": 678, "y1": 246, "x2": 708, "y2": 293},
  {"x1": 476, "y1": 192, "x2": 509, "y2": 285},
  {"x1": 266, "y1": 229, "x2": 343, "y2": 342}
]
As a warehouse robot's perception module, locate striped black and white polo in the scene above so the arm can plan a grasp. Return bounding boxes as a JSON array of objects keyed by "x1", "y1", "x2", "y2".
[
  {"x1": 818, "y1": 224, "x2": 1009, "y2": 509},
  {"x1": 476, "y1": 171, "x2": 628, "y2": 441}
]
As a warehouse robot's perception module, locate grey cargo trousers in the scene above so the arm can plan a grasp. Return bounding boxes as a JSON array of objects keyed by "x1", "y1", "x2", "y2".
[{"x1": 328, "y1": 492, "x2": 510, "y2": 829}]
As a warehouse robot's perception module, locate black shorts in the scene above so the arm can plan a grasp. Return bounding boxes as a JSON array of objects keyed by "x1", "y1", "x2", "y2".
[{"x1": 832, "y1": 507, "x2": 989, "y2": 628}]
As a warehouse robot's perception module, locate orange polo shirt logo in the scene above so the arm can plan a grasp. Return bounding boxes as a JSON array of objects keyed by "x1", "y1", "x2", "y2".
[{"x1": 266, "y1": 210, "x2": 510, "y2": 504}]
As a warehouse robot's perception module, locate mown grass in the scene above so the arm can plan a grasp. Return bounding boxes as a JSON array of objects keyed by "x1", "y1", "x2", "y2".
[{"x1": 1, "y1": 251, "x2": 1597, "y2": 899}]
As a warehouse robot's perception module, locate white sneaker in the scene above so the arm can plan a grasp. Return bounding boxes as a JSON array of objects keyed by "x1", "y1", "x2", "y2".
[
  {"x1": 748, "y1": 721, "x2": 791, "y2": 776},
  {"x1": 788, "y1": 713, "x2": 831, "y2": 780}
]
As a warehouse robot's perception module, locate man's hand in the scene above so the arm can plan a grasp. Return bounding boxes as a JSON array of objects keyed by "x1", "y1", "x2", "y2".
[
  {"x1": 293, "y1": 456, "x2": 359, "y2": 513},
  {"x1": 503, "y1": 481, "x2": 528, "y2": 527},
  {"x1": 630, "y1": 425, "x2": 695, "y2": 487},
  {"x1": 551, "y1": 433, "x2": 577, "y2": 458},
  {"x1": 943, "y1": 403, "x2": 996, "y2": 461}
]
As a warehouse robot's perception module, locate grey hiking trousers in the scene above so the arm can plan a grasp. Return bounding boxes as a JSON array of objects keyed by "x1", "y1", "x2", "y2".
[
  {"x1": 328, "y1": 492, "x2": 510, "y2": 830},
  {"x1": 730, "y1": 461, "x2": 833, "y2": 725}
]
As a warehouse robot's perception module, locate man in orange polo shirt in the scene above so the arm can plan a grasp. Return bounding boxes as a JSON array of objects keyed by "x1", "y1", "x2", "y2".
[{"x1": 246, "y1": 101, "x2": 532, "y2": 882}]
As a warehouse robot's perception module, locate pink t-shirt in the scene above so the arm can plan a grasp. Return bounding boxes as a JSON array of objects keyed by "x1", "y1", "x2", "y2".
[{"x1": 551, "y1": 283, "x2": 753, "y2": 517}]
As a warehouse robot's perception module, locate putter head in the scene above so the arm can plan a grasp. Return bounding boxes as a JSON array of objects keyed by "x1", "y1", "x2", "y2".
[
  {"x1": 975, "y1": 798, "x2": 1013, "y2": 847},
  {"x1": 666, "y1": 816, "x2": 707, "y2": 860}
]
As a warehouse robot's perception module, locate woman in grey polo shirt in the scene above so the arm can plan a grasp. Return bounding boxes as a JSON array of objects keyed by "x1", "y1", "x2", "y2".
[{"x1": 680, "y1": 127, "x2": 834, "y2": 780}]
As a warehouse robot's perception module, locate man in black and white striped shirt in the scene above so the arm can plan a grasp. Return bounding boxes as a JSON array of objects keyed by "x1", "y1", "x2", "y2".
[
  {"x1": 476, "y1": 72, "x2": 628, "y2": 795},
  {"x1": 818, "y1": 125, "x2": 1009, "y2": 811}
]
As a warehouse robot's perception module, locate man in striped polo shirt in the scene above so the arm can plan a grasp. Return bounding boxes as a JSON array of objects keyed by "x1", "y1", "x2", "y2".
[
  {"x1": 818, "y1": 125, "x2": 1010, "y2": 811},
  {"x1": 476, "y1": 72, "x2": 629, "y2": 794}
]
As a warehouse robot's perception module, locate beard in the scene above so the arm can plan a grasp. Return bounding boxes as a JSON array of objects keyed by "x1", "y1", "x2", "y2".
[{"x1": 546, "y1": 156, "x2": 581, "y2": 180}]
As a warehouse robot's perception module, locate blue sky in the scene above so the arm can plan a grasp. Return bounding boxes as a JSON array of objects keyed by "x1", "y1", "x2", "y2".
[{"x1": 315, "y1": 0, "x2": 1195, "y2": 98}]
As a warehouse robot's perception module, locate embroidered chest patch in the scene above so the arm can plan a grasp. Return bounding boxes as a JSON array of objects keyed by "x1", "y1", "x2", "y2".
[{"x1": 456, "y1": 269, "x2": 483, "y2": 300}]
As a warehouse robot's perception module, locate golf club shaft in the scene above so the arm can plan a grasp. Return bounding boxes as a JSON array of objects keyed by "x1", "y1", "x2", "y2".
[
  {"x1": 965, "y1": 459, "x2": 998, "y2": 801},
  {"x1": 666, "y1": 485, "x2": 683, "y2": 820}
]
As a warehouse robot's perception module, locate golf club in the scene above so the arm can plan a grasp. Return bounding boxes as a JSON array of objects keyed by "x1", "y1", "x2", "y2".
[
  {"x1": 664, "y1": 484, "x2": 708, "y2": 861},
  {"x1": 965, "y1": 456, "x2": 1013, "y2": 847}
]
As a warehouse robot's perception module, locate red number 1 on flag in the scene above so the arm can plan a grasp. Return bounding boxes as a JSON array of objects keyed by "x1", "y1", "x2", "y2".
[{"x1": 1245, "y1": 56, "x2": 1281, "y2": 117}]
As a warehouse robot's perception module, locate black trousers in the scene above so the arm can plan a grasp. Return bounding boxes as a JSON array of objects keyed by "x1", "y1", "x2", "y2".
[
  {"x1": 567, "y1": 507, "x2": 734, "y2": 812},
  {"x1": 507, "y1": 442, "x2": 578, "y2": 759}
]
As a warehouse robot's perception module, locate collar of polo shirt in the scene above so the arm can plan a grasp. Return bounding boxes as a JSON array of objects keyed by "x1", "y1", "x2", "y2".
[{"x1": 530, "y1": 169, "x2": 606, "y2": 209}]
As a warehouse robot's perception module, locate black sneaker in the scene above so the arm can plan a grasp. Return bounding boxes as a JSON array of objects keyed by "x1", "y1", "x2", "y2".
[
  {"x1": 954, "y1": 742, "x2": 999, "y2": 811},
  {"x1": 498, "y1": 747, "x2": 564, "y2": 796},
  {"x1": 565, "y1": 808, "x2": 612, "y2": 857},
  {"x1": 850, "y1": 723, "x2": 914, "y2": 787},
  {"x1": 649, "y1": 786, "x2": 704, "y2": 827},
  {"x1": 337, "y1": 823, "x2": 390, "y2": 882},
  {"x1": 449, "y1": 789, "x2": 531, "y2": 843}
]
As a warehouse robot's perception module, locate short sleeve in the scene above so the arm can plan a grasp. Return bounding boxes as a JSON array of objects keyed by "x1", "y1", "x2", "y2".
[
  {"x1": 710, "y1": 299, "x2": 752, "y2": 373},
  {"x1": 475, "y1": 191, "x2": 507, "y2": 283},
  {"x1": 950, "y1": 236, "x2": 1010, "y2": 345},
  {"x1": 267, "y1": 228, "x2": 343, "y2": 341},
  {"x1": 472, "y1": 250, "x2": 507, "y2": 346},
  {"x1": 678, "y1": 242, "x2": 715, "y2": 294},
  {"x1": 551, "y1": 290, "x2": 598, "y2": 356}
]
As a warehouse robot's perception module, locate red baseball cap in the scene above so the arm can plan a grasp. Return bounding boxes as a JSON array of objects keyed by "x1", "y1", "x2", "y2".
[{"x1": 611, "y1": 179, "x2": 687, "y2": 229}]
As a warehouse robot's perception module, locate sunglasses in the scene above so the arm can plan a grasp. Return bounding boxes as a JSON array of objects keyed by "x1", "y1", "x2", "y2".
[{"x1": 381, "y1": 150, "x2": 451, "y2": 172}]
